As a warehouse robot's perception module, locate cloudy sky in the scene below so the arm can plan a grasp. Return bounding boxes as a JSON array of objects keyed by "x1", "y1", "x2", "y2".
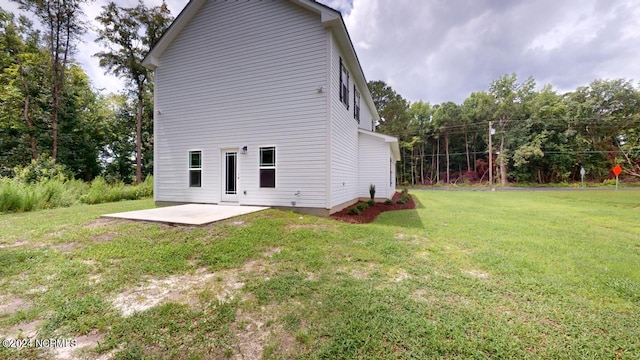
[{"x1": 6, "y1": 0, "x2": 640, "y2": 104}]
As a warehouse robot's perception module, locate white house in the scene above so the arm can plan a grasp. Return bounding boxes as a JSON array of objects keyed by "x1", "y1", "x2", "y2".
[{"x1": 142, "y1": 0, "x2": 399, "y2": 216}]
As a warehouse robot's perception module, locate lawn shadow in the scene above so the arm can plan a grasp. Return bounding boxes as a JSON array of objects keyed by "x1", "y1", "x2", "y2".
[
  {"x1": 412, "y1": 194, "x2": 425, "y2": 209},
  {"x1": 374, "y1": 195, "x2": 424, "y2": 229}
]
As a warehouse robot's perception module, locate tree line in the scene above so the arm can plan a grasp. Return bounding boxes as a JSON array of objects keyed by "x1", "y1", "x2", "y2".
[
  {"x1": 369, "y1": 74, "x2": 640, "y2": 185},
  {"x1": 0, "y1": 1, "x2": 171, "y2": 183}
]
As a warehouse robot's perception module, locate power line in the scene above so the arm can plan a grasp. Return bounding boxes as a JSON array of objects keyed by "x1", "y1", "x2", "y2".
[{"x1": 405, "y1": 149, "x2": 629, "y2": 158}]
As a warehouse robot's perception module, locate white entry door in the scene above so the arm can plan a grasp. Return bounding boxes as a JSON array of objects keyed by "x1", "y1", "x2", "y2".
[{"x1": 221, "y1": 149, "x2": 239, "y2": 202}]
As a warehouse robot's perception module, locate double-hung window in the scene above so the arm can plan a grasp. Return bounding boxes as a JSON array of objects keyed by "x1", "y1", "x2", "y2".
[
  {"x1": 339, "y1": 57, "x2": 349, "y2": 108},
  {"x1": 259, "y1": 147, "x2": 276, "y2": 188},
  {"x1": 189, "y1": 151, "x2": 202, "y2": 187},
  {"x1": 354, "y1": 86, "x2": 360, "y2": 123}
]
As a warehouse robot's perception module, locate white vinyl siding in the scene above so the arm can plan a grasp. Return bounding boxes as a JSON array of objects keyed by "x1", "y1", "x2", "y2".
[
  {"x1": 358, "y1": 132, "x2": 395, "y2": 199},
  {"x1": 329, "y1": 36, "x2": 359, "y2": 207},
  {"x1": 154, "y1": 1, "x2": 328, "y2": 207}
]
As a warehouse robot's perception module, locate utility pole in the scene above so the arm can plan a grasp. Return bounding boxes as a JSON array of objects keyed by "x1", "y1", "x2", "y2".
[{"x1": 488, "y1": 121, "x2": 493, "y2": 190}]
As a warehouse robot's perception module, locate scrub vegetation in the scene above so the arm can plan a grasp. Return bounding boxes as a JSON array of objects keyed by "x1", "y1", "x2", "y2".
[{"x1": 0, "y1": 157, "x2": 153, "y2": 213}]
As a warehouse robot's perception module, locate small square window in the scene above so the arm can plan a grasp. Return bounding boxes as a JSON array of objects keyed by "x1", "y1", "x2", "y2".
[
  {"x1": 260, "y1": 169, "x2": 275, "y2": 188},
  {"x1": 190, "y1": 152, "x2": 201, "y2": 168},
  {"x1": 260, "y1": 147, "x2": 275, "y2": 167},
  {"x1": 190, "y1": 170, "x2": 201, "y2": 187}
]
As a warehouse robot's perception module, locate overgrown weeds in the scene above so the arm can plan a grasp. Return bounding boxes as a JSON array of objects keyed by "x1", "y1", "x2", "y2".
[{"x1": 0, "y1": 176, "x2": 152, "y2": 213}]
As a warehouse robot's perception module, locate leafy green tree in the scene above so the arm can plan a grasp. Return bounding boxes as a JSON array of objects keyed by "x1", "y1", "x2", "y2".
[
  {"x1": 565, "y1": 79, "x2": 640, "y2": 179},
  {"x1": 489, "y1": 74, "x2": 536, "y2": 185},
  {"x1": 433, "y1": 102, "x2": 461, "y2": 183},
  {"x1": 12, "y1": 0, "x2": 89, "y2": 160},
  {"x1": 95, "y1": 0, "x2": 172, "y2": 183},
  {"x1": 461, "y1": 91, "x2": 494, "y2": 178},
  {"x1": 368, "y1": 80, "x2": 411, "y2": 183},
  {"x1": 56, "y1": 65, "x2": 111, "y2": 180},
  {"x1": 0, "y1": 8, "x2": 50, "y2": 170},
  {"x1": 407, "y1": 100, "x2": 432, "y2": 183}
]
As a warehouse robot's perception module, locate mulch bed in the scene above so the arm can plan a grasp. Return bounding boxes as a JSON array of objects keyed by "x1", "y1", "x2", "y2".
[{"x1": 330, "y1": 192, "x2": 416, "y2": 224}]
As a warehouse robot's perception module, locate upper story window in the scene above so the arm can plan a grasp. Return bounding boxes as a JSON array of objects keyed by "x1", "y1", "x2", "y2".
[
  {"x1": 339, "y1": 57, "x2": 349, "y2": 109},
  {"x1": 353, "y1": 86, "x2": 360, "y2": 123}
]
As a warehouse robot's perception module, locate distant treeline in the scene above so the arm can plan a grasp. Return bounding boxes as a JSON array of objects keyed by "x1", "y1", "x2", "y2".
[{"x1": 369, "y1": 74, "x2": 640, "y2": 185}]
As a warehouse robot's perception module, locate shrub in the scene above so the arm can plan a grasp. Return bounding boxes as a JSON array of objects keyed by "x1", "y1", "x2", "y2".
[
  {"x1": 13, "y1": 156, "x2": 71, "y2": 184},
  {"x1": 356, "y1": 202, "x2": 369, "y2": 211},
  {"x1": 347, "y1": 206, "x2": 361, "y2": 215},
  {"x1": 401, "y1": 188, "x2": 409, "y2": 195},
  {"x1": 384, "y1": 199, "x2": 393, "y2": 205},
  {"x1": 369, "y1": 184, "x2": 376, "y2": 199},
  {"x1": 367, "y1": 199, "x2": 375, "y2": 207},
  {"x1": 0, "y1": 179, "x2": 24, "y2": 212}
]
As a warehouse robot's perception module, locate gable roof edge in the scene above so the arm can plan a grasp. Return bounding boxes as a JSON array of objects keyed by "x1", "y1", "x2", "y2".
[{"x1": 142, "y1": 0, "x2": 206, "y2": 70}]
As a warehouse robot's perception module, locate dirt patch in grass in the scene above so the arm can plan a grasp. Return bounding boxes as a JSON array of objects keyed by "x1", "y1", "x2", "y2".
[
  {"x1": 331, "y1": 192, "x2": 416, "y2": 224},
  {"x1": 0, "y1": 319, "x2": 41, "y2": 339},
  {"x1": 230, "y1": 304, "x2": 299, "y2": 359},
  {"x1": 51, "y1": 242, "x2": 80, "y2": 252},
  {"x1": 464, "y1": 269, "x2": 490, "y2": 280},
  {"x1": 84, "y1": 218, "x2": 120, "y2": 229},
  {"x1": 91, "y1": 232, "x2": 118, "y2": 243},
  {"x1": 0, "y1": 296, "x2": 30, "y2": 315},
  {"x1": 113, "y1": 268, "x2": 244, "y2": 317},
  {"x1": 113, "y1": 258, "x2": 278, "y2": 317},
  {"x1": 49, "y1": 332, "x2": 103, "y2": 360},
  {"x1": 390, "y1": 268, "x2": 411, "y2": 282},
  {"x1": 336, "y1": 263, "x2": 380, "y2": 280},
  {"x1": 231, "y1": 307, "x2": 271, "y2": 359},
  {"x1": 262, "y1": 247, "x2": 281, "y2": 258},
  {"x1": 0, "y1": 240, "x2": 30, "y2": 248},
  {"x1": 285, "y1": 223, "x2": 334, "y2": 231},
  {"x1": 411, "y1": 289, "x2": 438, "y2": 303}
]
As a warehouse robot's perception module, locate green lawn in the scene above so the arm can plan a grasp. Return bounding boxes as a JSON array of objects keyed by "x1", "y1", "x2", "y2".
[{"x1": 0, "y1": 191, "x2": 638, "y2": 359}]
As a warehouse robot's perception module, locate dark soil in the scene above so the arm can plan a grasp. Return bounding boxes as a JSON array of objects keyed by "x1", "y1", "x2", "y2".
[{"x1": 330, "y1": 192, "x2": 416, "y2": 224}]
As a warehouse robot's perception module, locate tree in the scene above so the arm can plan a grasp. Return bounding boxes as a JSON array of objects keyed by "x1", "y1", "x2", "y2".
[
  {"x1": 12, "y1": 0, "x2": 88, "y2": 160},
  {"x1": 95, "y1": 0, "x2": 172, "y2": 183},
  {"x1": 489, "y1": 74, "x2": 535, "y2": 185},
  {"x1": 564, "y1": 79, "x2": 640, "y2": 179},
  {"x1": 0, "y1": 9, "x2": 50, "y2": 169},
  {"x1": 461, "y1": 91, "x2": 494, "y2": 177},
  {"x1": 56, "y1": 65, "x2": 111, "y2": 180},
  {"x1": 433, "y1": 102, "x2": 461, "y2": 183},
  {"x1": 407, "y1": 100, "x2": 432, "y2": 183}
]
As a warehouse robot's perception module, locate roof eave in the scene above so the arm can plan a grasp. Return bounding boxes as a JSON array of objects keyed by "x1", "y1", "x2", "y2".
[
  {"x1": 142, "y1": 0, "x2": 207, "y2": 70},
  {"x1": 358, "y1": 129, "x2": 400, "y2": 160}
]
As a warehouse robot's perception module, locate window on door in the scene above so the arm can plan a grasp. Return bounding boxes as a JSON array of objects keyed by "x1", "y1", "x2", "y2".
[
  {"x1": 189, "y1": 151, "x2": 202, "y2": 187},
  {"x1": 259, "y1": 147, "x2": 276, "y2": 188}
]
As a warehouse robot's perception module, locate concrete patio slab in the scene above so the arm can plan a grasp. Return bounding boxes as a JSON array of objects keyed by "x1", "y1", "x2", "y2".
[{"x1": 102, "y1": 204, "x2": 269, "y2": 225}]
